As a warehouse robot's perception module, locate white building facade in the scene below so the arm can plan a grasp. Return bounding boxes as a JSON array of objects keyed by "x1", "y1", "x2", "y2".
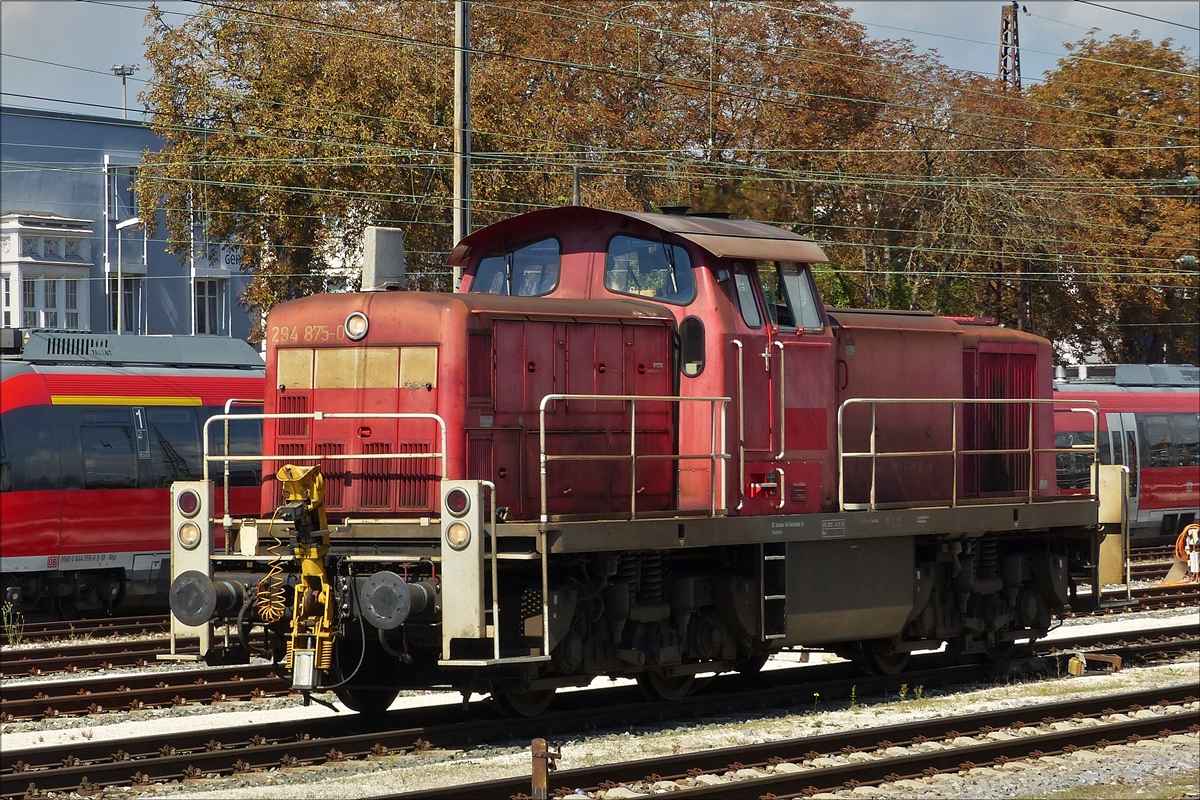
[{"x1": 0, "y1": 106, "x2": 253, "y2": 341}]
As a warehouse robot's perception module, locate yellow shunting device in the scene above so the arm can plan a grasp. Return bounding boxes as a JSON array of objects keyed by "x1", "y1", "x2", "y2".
[{"x1": 276, "y1": 465, "x2": 336, "y2": 690}]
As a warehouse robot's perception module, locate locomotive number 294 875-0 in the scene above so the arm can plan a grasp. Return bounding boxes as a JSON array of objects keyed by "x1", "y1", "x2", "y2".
[{"x1": 270, "y1": 324, "x2": 346, "y2": 344}]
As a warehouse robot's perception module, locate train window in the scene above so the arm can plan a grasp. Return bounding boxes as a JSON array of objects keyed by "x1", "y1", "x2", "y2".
[
  {"x1": 761, "y1": 262, "x2": 823, "y2": 331},
  {"x1": 679, "y1": 316, "x2": 705, "y2": 377},
  {"x1": 1055, "y1": 430, "x2": 1094, "y2": 490},
  {"x1": 147, "y1": 407, "x2": 202, "y2": 487},
  {"x1": 1174, "y1": 412, "x2": 1199, "y2": 466},
  {"x1": 733, "y1": 263, "x2": 762, "y2": 328},
  {"x1": 203, "y1": 407, "x2": 263, "y2": 486},
  {"x1": 472, "y1": 238, "x2": 560, "y2": 297},
  {"x1": 0, "y1": 407, "x2": 61, "y2": 491},
  {"x1": 1141, "y1": 414, "x2": 1175, "y2": 468},
  {"x1": 80, "y1": 410, "x2": 137, "y2": 490},
  {"x1": 604, "y1": 236, "x2": 696, "y2": 305}
]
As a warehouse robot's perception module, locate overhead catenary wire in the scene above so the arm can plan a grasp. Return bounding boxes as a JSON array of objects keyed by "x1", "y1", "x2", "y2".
[{"x1": 4, "y1": 4, "x2": 1194, "y2": 319}]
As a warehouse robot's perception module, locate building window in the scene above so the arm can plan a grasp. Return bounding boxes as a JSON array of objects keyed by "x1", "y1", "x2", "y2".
[
  {"x1": 195, "y1": 278, "x2": 225, "y2": 334},
  {"x1": 22, "y1": 278, "x2": 36, "y2": 328},
  {"x1": 65, "y1": 279, "x2": 79, "y2": 330},
  {"x1": 109, "y1": 277, "x2": 144, "y2": 333},
  {"x1": 43, "y1": 278, "x2": 58, "y2": 329},
  {"x1": 2, "y1": 275, "x2": 10, "y2": 327},
  {"x1": 108, "y1": 165, "x2": 139, "y2": 222}
]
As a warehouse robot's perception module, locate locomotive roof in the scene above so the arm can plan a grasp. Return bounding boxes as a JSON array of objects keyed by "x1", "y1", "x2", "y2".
[
  {"x1": 826, "y1": 307, "x2": 963, "y2": 334},
  {"x1": 273, "y1": 289, "x2": 678, "y2": 324},
  {"x1": 2, "y1": 330, "x2": 264, "y2": 369},
  {"x1": 446, "y1": 206, "x2": 829, "y2": 266}
]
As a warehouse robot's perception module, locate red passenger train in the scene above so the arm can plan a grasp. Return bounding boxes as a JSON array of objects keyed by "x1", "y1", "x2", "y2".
[
  {"x1": 1055, "y1": 363, "x2": 1199, "y2": 546},
  {"x1": 1, "y1": 331, "x2": 263, "y2": 615},
  {"x1": 168, "y1": 207, "x2": 1103, "y2": 715}
]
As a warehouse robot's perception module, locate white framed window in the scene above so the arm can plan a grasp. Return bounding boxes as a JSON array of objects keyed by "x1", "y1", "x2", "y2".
[
  {"x1": 22, "y1": 278, "x2": 36, "y2": 327},
  {"x1": 195, "y1": 278, "x2": 227, "y2": 334},
  {"x1": 109, "y1": 277, "x2": 144, "y2": 333},
  {"x1": 65, "y1": 279, "x2": 80, "y2": 330},
  {"x1": 2, "y1": 275, "x2": 10, "y2": 328},
  {"x1": 43, "y1": 278, "x2": 59, "y2": 329},
  {"x1": 107, "y1": 164, "x2": 139, "y2": 222}
]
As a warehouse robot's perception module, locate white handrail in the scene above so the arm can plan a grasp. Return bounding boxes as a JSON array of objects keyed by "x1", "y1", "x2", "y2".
[
  {"x1": 537, "y1": 393, "x2": 731, "y2": 525},
  {"x1": 201, "y1": 411, "x2": 449, "y2": 485},
  {"x1": 220, "y1": 398, "x2": 264, "y2": 528},
  {"x1": 837, "y1": 397, "x2": 1100, "y2": 512}
]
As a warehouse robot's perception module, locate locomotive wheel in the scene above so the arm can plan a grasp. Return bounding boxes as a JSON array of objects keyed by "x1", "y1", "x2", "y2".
[
  {"x1": 492, "y1": 687, "x2": 556, "y2": 717},
  {"x1": 985, "y1": 641, "x2": 1017, "y2": 663},
  {"x1": 55, "y1": 596, "x2": 81, "y2": 621},
  {"x1": 637, "y1": 668, "x2": 695, "y2": 701},
  {"x1": 331, "y1": 640, "x2": 401, "y2": 715},
  {"x1": 861, "y1": 640, "x2": 909, "y2": 676},
  {"x1": 736, "y1": 650, "x2": 771, "y2": 675},
  {"x1": 334, "y1": 683, "x2": 401, "y2": 715}
]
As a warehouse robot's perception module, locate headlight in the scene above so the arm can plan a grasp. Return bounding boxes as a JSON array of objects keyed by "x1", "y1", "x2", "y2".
[
  {"x1": 178, "y1": 521, "x2": 203, "y2": 550},
  {"x1": 345, "y1": 311, "x2": 369, "y2": 341},
  {"x1": 445, "y1": 487, "x2": 471, "y2": 517},
  {"x1": 177, "y1": 489, "x2": 201, "y2": 518},
  {"x1": 446, "y1": 521, "x2": 471, "y2": 551}
]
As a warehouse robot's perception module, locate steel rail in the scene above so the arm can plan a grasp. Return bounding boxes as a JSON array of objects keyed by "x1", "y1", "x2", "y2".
[
  {"x1": 0, "y1": 639, "x2": 196, "y2": 678},
  {"x1": 382, "y1": 684, "x2": 1199, "y2": 800},
  {"x1": 5, "y1": 615, "x2": 169, "y2": 644},
  {"x1": 4, "y1": 647, "x2": 1196, "y2": 798},
  {"x1": 0, "y1": 665, "x2": 287, "y2": 722},
  {"x1": 0, "y1": 658, "x2": 988, "y2": 796}
]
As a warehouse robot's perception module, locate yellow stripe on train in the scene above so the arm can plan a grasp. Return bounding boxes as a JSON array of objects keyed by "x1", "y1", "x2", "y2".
[{"x1": 50, "y1": 396, "x2": 203, "y2": 406}]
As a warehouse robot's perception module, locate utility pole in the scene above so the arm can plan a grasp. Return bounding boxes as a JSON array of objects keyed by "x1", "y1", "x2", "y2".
[
  {"x1": 452, "y1": 0, "x2": 471, "y2": 289},
  {"x1": 998, "y1": 1, "x2": 1021, "y2": 91},
  {"x1": 110, "y1": 64, "x2": 139, "y2": 119}
]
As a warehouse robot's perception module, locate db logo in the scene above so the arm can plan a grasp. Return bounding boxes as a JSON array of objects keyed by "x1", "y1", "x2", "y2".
[{"x1": 47, "y1": 556, "x2": 59, "y2": 569}]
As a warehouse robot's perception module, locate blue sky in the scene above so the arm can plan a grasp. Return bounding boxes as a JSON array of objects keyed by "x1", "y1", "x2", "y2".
[{"x1": 1, "y1": 1, "x2": 1197, "y2": 120}]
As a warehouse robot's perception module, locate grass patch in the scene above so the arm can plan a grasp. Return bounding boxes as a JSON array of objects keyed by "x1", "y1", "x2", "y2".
[{"x1": 1023, "y1": 770, "x2": 1200, "y2": 800}]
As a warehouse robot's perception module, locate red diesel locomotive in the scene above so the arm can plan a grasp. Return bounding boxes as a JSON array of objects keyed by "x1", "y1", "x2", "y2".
[
  {"x1": 1054, "y1": 363, "x2": 1199, "y2": 546},
  {"x1": 1, "y1": 331, "x2": 264, "y2": 615},
  {"x1": 168, "y1": 206, "x2": 1102, "y2": 715}
]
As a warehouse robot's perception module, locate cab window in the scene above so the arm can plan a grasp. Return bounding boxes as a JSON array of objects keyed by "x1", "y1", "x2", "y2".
[
  {"x1": 732, "y1": 262, "x2": 762, "y2": 328},
  {"x1": 604, "y1": 235, "x2": 695, "y2": 305},
  {"x1": 760, "y1": 261, "x2": 824, "y2": 331},
  {"x1": 472, "y1": 237, "x2": 560, "y2": 296}
]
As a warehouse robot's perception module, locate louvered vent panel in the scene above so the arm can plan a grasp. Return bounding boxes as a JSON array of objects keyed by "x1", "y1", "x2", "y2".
[
  {"x1": 397, "y1": 442, "x2": 432, "y2": 509},
  {"x1": 317, "y1": 442, "x2": 345, "y2": 509},
  {"x1": 468, "y1": 438, "x2": 493, "y2": 481},
  {"x1": 361, "y1": 443, "x2": 393, "y2": 508},
  {"x1": 468, "y1": 334, "x2": 493, "y2": 402},
  {"x1": 46, "y1": 336, "x2": 110, "y2": 356},
  {"x1": 278, "y1": 395, "x2": 309, "y2": 437}
]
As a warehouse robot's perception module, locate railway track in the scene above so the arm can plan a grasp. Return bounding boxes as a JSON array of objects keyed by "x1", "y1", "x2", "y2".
[
  {"x1": 1128, "y1": 561, "x2": 1173, "y2": 582},
  {"x1": 10, "y1": 614, "x2": 169, "y2": 644},
  {"x1": 1066, "y1": 583, "x2": 1198, "y2": 617},
  {"x1": 1129, "y1": 544, "x2": 1178, "y2": 563},
  {"x1": 3, "y1": 623, "x2": 1196, "y2": 798},
  {"x1": 0, "y1": 638, "x2": 196, "y2": 679},
  {"x1": 394, "y1": 684, "x2": 1199, "y2": 800},
  {"x1": 0, "y1": 663, "x2": 287, "y2": 722},
  {"x1": 3, "y1": 620, "x2": 1194, "y2": 724}
]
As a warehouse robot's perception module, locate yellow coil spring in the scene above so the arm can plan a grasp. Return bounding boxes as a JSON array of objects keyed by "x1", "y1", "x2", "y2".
[
  {"x1": 316, "y1": 640, "x2": 333, "y2": 671},
  {"x1": 255, "y1": 510, "x2": 287, "y2": 625}
]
